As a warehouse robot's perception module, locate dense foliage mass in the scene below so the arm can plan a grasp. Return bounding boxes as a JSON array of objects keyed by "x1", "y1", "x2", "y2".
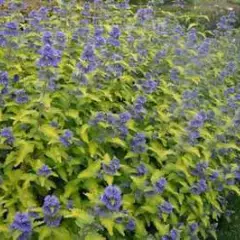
[{"x1": 0, "y1": 0, "x2": 240, "y2": 239}]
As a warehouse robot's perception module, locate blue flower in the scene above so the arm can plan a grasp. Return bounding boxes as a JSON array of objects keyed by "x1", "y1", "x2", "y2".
[
  {"x1": 209, "y1": 171, "x2": 219, "y2": 181},
  {"x1": 95, "y1": 35, "x2": 106, "y2": 47},
  {"x1": 4, "y1": 22, "x2": 18, "y2": 36},
  {"x1": 188, "y1": 130, "x2": 200, "y2": 144},
  {"x1": 107, "y1": 63, "x2": 123, "y2": 76},
  {"x1": 109, "y1": 26, "x2": 121, "y2": 39},
  {"x1": 14, "y1": 90, "x2": 29, "y2": 104},
  {"x1": 136, "y1": 8, "x2": 153, "y2": 22},
  {"x1": 37, "y1": 44, "x2": 61, "y2": 67},
  {"x1": 183, "y1": 90, "x2": 198, "y2": 100},
  {"x1": 191, "y1": 162, "x2": 208, "y2": 177},
  {"x1": 198, "y1": 39, "x2": 211, "y2": 56},
  {"x1": 42, "y1": 195, "x2": 60, "y2": 216},
  {"x1": 162, "y1": 229, "x2": 178, "y2": 240},
  {"x1": 42, "y1": 31, "x2": 52, "y2": 45},
  {"x1": 126, "y1": 219, "x2": 135, "y2": 231},
  {"x1": 155, "y1": 177, "x2": 167, "y2": 193},
  {"x1": 102, "y1": 157, "x2": 120, "y2": 175},
  {"x1": 187, "y1": 28, "x2": 197, "y2": 45},
  {"x1": 136, "y1": 164, "x2": 147, "y2": 176},
  {"x1": 0, "y1": 71, "x2": 8, "y2": 86},
  {"x1": 118, "y1": 125, "x2": 129, "y2": 138},
  {"x1": 189, "y1": 111, "x2": 207, "y2": 128},
  {"x1": 191, "y1": 179, "x2": 207, "y2": 195},
  {"x1": 189, "y1": 222, "x2": 198, "y2": 233},
  {"x1": 170, "y1": 68, "x2": 179, "y2": 82},
  {"x1": 106, "y1": 113, "x2": 117, "y2": 125},
  {"x1": 0, "y1": 127, "x2": 14, "y2": 144},
  {"x1": 13, "y1": 74, "x2": 20, "y2": 83},
  {"x1": 131, "y1": 133, "x2": 147, "y2": 153},
  {"x1": 81, "y1": 45, "x2": 95, "y2": 62},
  {"x1": 0, "y1": 32, "x2": 6, "y2": 47},
  {"x1": 107, "y1": 37, "x2": 120, "y2": 47},
  {"x1": 90, "y1": 112, "x2": 105, "y2": 126},
  {"x1": 10, "y1": 213, "x2": 32, "y2": 239},
  {"x1": 59, "y1": 130, "x2": 73, "y2": 147},
  {"x1": 56, "y1": 31, "x2": 66, "y2": 45},
  {"x1": 119, "y1": 112, "x2": 131, "y2": 124},
  {"x1": 170, "y1": 229, "x2": 178, "y2": 240},
  {"x1": 142, "y1": 80, "x2": 158, "y2": 94},
  {"x1": 159, "y1": 201, "x2": 173, "y2": 214},
  {"x1": 38, "y1": 165, "x2": 51, "y2": 176},
  {"x1": 100, "y1": 185, "x2": 122, "y2": 211}
]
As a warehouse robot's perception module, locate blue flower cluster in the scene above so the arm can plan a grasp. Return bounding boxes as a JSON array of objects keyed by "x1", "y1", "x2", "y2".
[
  {"x1": 100, "y1": 185, "x2": 122, "y2": 211},
  {"x1": 42, "y1": 195, "x2": 62, "y2": 227},
  {"x1": 1, "y1": 1, "x2": 240, "y2": 239},
  {"x1": 10, "y1": 213, "x2": 32, "y2": 240}
]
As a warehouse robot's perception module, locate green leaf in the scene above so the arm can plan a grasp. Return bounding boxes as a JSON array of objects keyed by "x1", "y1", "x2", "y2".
[
  {"x1": 15, "y1": 141, "x2": 34, "y2": 167},
  {"x1": 100, "y1": 217, "x2": 114, "y2": 236},
  {"x1": 85, "y1": 232, "x2": 105, "y2": 240},
  {"x1": 66, "y1": 209, "x2": 94, "y2": 225},
  {"x1": 79, "y1": 124, "x2": 89, "y2": 143},
  {"x1": 52, "y1": 227, "x2": 71, "y2": 240},
  {"x1": 40, "y1": 124, "x2": 58, "y2": 140},
  {"x1": 78, "y1": 161, "x2": 101, "y2": 179}
]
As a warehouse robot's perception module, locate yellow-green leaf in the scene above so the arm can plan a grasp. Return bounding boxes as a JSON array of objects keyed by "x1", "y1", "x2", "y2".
[{"x1": 15, "y1": 142, "x2": 34, "y2": 167}]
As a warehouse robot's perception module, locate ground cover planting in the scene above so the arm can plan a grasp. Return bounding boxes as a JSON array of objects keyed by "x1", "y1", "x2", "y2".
[{"x1": 0, "y1": 0, "x2": 240, "y2": 239}]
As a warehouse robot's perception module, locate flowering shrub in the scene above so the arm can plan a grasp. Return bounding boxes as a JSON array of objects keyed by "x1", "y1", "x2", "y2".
[{"x1": 0, "y1": 0, "x2": 240, "y2": 239}]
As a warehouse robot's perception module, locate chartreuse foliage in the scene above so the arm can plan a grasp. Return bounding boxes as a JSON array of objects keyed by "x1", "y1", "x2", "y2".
[{"x1": 0, "y1": 0, "x2": 240, "y2": 240}]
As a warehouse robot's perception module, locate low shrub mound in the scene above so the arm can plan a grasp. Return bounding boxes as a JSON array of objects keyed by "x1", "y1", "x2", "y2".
[{"x1": 0, "y1": 1, "x2": 240, "y2": 239}]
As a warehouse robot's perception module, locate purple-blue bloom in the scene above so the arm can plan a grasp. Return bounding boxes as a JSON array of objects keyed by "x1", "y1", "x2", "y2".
[
  {"x1": 13, "y1": 74, "x2": 20, "y2": 83},
  {"x1": 109, "y1": 26, "x2": 121, "y2": 39},
  {"x1": 170, "y1": 68, "x2": 179, "y2": 82},
  {"x1": 119, "y1": 112, "x2": 131, "y2": 123},
  {"x1": 14, "y1": 90, "x2": 29, "y2": 104},
  {"x1": 4, "y1": 22, "x2": 18, "y2": 36},
  {"x1": 102, "y1": 157, "x2": 120, "y2": 175},
  {"x1": 189, "y1": 222, "x2": 198, "y2": 232},
  {"x1": 38, "y1": 165, "x2": 51, "y2": 176},
  {"x1": 107, "y1": 37, "x2": 120, "y2": 47},
  {"x1": 126, "y1": 219, "x2": 135, "y2": 231},
  {"x1": 56, "y1": 31, "x2": 66, "y2": 45},
  {"x1": 136, "y1": 164, "x2": 147, "y2": 176},
  {"x1": 142, "y1": 80, "x2": 158, "y2": 93},
  {"x1": 118, "y1": 125, "x2": 129, "y2": 138},
  {"x1": 0, "y1": 71, "x2": 8, "y2": 86},
  {"x1": 1, "y1": 127, "x2": 14, "y2": 144},
  {"x1": 159, "y1": 201, "x2": 173, "y2": 214},
  {"x1": 191, "y1": 179, "x2": 207, "y2": 195},
  {"x1": 37, "y1": 44, "x2": 61, "y2": 67},
  {"x1": 0, "y1": 32, "x2": 6, "y2": 47},
  {"x1": 136, "y1": 8, "x2": 153, "y2": 22},
  {"x1": 191, "y1": 162, "x2": 208, "y2": 177},
  {"x1": 189, "y1": 111, "x2": 207, "y2": 128},
  {"x1": 155, "y1": 177, "x2": 167, "y2": 193},
  {"x1": 131, "y1": 133, "x2": 147, "y2": 153},
  {"x1": 59, "y1": 130, "x2": 73, "y2": 147},
  {"x1": 81, "y1": 45, "x2": 95, "y2": 62},
  {"x1": 100, "y1": 185, "x2": 122, "y2": 211},
  {"x1": 42, "y1": 31, "x2": 52, "y2": 45},
  {"x1": 10, "y1": 213, "x2": 32, "y2": 234},
  {"x1": 42, "y1": 195, "x2": 60, "y2": 216},
  {"x1": 209, "y1": 171, "x2": 219, "y2": 181}
]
